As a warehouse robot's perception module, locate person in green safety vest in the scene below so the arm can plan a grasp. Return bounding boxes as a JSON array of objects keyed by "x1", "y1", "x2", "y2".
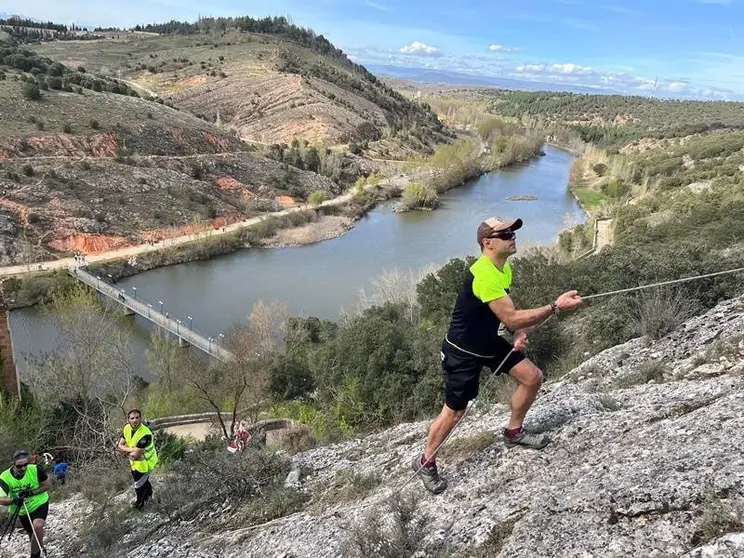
[
  {"x1": 0, "y1": 450, "x2": 52, "y2": 558},
  {"x1": 116, "y1": 409, "x2": 159, "y2": 509}
]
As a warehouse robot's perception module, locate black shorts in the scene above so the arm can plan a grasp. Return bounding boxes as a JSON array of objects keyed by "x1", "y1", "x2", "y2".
[
  {"x1": 442, "y1": 337, "x2": 525, "y2": 411},
  {"x1": 19, "y1": 502, "x2": 48, "y2": 534}
]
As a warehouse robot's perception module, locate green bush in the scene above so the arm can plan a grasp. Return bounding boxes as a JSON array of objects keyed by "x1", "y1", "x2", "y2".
[
  {"x1": 592, "y1": 163, "x2": 608, "y2": 177},
  {"x1": 22, "y1": 82, "x2": 41, "y2": 100},
  {"x1": 62, "y1": 122, "x2": 73, "y2": 134},
  {"x1": 89, "y1": 119, "x2": 100, "y2": 129},
  {"x1": 401, "y1": 182, "x2": 439, "y2": 210},
  {"x1": 308, "y1": 190, "x2": 327, "y2": 206}
]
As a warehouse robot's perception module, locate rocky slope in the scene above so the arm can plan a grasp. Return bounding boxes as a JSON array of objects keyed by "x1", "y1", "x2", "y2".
[{"x1": 3, "y1": 296, "x2": 744, "y2": 558}]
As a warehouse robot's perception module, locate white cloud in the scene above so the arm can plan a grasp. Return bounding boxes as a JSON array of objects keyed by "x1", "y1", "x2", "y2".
[
  {"x1": 488, "y1": 44, "x2": 519, "y2": 53},
  {"x1": 515, "y1": 62, "x2": 594, "y2": 75},
  {"x1": 365, "y1": 1, "x2": 389, "y2": 11},
  {"x1": 399, "y1": 41, "x2": 442, "y2": 57}
]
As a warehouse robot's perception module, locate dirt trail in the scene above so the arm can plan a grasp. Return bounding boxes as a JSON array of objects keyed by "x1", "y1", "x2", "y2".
[
  {"x1": 0, "y1": 173, "x2": 404, "y2": 277},
  {"x1": 596, "y1": 218, "x2": 614, "y2": 250}
]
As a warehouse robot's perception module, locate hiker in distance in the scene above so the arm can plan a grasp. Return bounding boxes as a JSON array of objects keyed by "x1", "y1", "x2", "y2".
[
  {"x1": 0, "y1": 450, "x2": 52, "y2": 558},
  {"x1": 415, "y1": 216, "x2": 582, "y2": 494},
  {"x1": 117, "y1": 409, "x2": 159, "y2": 509}
]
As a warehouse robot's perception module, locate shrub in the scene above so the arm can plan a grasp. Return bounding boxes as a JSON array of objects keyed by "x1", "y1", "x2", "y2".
[
  {"x1": 47, "y1": 76, "x2": 62, "y2": 90},
  {"x1": 690, "y1": 492, "x2": 744, "y2": 547},
  {"x1": 630, "y1": 288, "x2": 697, "y2": 340},
  {"x1": 592, "y1": 163, "x2": 608, "y2": 176},
  {"x1": 156, "y1": 444, "x2": 291, "y2": 522},
  {"x1": 308, "y1": 190, "x2": 327, "y2": 206},
  {"x1": 89, "y1": 119, "x2": 100, "y2": 129},
  {"x1": 343, "y1": 493, "x2": 432, "y2": 558},
  {"x1": 22, "y1": 164, "x2": 34, "y2": 177},
  {"x1": 62, "y1": 123, "x2": 73, "y2": 134},
  {"x1": 22, "y1": 82, "x2": 41, "y2": 100},
  {"x1": 401, "y1": 182, "x2": 439, "y2": 210}
]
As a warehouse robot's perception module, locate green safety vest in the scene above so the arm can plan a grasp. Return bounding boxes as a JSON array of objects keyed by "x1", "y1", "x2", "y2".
[
  {"x1": 0, "y1": 464, "x2": 49, "y2": 516},
  {"x1": 123, "y1": 423, "x2": 158, "y2": 473}
]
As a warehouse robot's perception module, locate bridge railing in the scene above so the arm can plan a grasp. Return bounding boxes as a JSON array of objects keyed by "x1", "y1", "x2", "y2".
[{"x1": 71, "y1": 268, "x2": 233, "y2": 362}]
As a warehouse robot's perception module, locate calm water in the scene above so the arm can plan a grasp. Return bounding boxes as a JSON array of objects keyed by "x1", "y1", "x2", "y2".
[{"x1": 11, "y1": 146, "x2": 580, "y2": 380}]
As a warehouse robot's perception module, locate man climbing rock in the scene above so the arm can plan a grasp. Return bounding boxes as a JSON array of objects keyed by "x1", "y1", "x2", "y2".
[
  {"x1": 0, "y1": 450, "x2": 52, "y2": 558},
  {"x1": 414, "y1": 216, "x2": 582, "y2": 494},
  {"x1": 117, "y1": 409, "x2": 159, "y2": 509}
]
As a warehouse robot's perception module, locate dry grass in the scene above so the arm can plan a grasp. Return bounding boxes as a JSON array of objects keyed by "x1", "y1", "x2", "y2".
[
  {"x1": 630, "y1": 288, "x2": 697, "y2": 340},
  {"x1": 690, "y1": 493, "x2": 744, "y2": 547},
  {"x1": 342, "y1": 492, "x2": 436, "y2": 558},
  {"x1": 438, "y1": 431, "x2": 495, "y2": 462}
]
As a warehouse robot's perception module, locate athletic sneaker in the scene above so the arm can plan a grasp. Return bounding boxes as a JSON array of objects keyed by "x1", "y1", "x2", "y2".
[
  {"x1": 411, "y1": 456, "x2": 447, "y2": 494},
  {"x1": 503, "y1": 428, "x2": 550, "y2": 449}
]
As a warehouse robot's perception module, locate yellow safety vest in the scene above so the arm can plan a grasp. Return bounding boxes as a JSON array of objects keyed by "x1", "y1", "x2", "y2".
[
  {"x1": 123, "y1": 424, "x2": 158, "y2": 473},
  {"x1": 0, "y1": 465, "x2": 49, "y2": 516}
]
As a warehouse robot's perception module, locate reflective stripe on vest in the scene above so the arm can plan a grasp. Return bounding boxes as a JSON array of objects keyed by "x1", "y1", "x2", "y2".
[
  {"x1": 0, "y1": 465, "x2": 49, "y2": 516},
  {"x1": 123, "y1": 424, "x2": 159, "y2": 473}
]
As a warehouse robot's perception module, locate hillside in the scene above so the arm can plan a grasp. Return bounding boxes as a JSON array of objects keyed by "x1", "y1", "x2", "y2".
[
  {"x1": 4, "y1": 295, "x2": 743, "y2": 557},
  {"x1": 484, "y1": 90, "x2": 744, "y2": 148},
  {"x1": 31, "y1": 18, "x2": 449, "y2": 158},
  {"x1": 0, "y1": 41, "x2": 360, "y2": 264}
]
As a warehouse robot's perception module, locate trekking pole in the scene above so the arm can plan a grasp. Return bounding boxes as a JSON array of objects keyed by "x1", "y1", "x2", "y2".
[
  {"x1": 404, "y1": 349, "x2": 515, "y2": 488},
  {"x1": 22, "y1": 501, "x2": 46, "y2": 558},
  {"x1": 0, "y1": 505, "x2": 20, "y2": 543}
]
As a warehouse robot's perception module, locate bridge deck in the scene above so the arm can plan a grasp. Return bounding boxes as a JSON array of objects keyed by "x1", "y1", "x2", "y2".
[{"x1": 71, "y1": 268, "x2": 233, "y2": 362}]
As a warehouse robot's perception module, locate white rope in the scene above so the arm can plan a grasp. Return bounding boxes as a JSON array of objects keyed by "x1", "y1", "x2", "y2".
[
  {"x1": 23, "y1": 501, "x2": 46, "y2": 558},
  {"x1": 581, "y1": 266, "x2": 744, "y2": 301}
]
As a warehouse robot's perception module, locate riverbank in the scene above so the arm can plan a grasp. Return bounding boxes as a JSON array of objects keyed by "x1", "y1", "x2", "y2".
[
  {"x1": 262, "y1": 215, "x2": 356, "y2": 248},
  {"x1": 2, "y1": 145, "x2": 579, "y2": 309}
]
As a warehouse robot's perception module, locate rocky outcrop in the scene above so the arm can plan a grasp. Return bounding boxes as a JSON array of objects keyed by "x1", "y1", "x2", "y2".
[{"x1": 4, "y1": 297, "x2": 744, "y2": 558}]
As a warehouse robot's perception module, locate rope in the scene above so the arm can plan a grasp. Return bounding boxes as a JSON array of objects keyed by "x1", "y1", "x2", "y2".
[
  {"x1": 581, "y1": 266, "x2": 744, "y2": 301},
  {"x1": 23, "y1": 501, "x2": 46, "y2": 558}
]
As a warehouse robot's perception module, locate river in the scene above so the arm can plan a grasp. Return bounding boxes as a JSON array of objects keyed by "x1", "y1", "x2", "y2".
[{"x1": 10, "y1": 146, "x2": 581, "y2": 380}]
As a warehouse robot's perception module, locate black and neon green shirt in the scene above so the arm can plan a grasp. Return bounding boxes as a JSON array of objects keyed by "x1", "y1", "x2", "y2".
[{"x1": 445, "y1": 255, "x2": 512, "y2": 357}]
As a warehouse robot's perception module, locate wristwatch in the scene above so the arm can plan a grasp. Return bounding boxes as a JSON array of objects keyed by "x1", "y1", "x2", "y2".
[{"x1": 549, "y1": 301, "x2": 559, "y2": 315}]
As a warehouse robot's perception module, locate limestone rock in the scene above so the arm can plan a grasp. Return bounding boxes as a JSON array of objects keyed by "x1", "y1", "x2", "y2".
[{"x1": 5, "y1": 296, "x2": 744, "y2": 558}]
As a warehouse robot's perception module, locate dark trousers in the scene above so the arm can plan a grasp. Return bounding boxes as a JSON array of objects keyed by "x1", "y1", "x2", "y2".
[{"x1": 131, "y1": 470, "x2": 153, "y2": 507}]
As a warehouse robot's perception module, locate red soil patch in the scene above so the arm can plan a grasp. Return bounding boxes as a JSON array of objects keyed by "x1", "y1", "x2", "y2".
[
  {"x1": 275, "y1": 195, "x2": 296, "y2": 208},
  {"x1": 49, "y1": 233, "x2": 132, "y2": 255}
]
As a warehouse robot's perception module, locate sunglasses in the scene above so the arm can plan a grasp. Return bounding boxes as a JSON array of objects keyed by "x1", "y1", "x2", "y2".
[
  {"x1": 489, "y1": 231, "x2": 516, "y2": 240},
  {"x1": 14, "y1": 463, "x2": 28, "y2": 469}
]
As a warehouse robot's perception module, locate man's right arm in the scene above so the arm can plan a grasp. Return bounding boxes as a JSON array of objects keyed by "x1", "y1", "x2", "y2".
[
  {"x1": 0, "y1": 478, "x2": 10, "y2": 506},
  {"x1": 117, "y1": 437, "x2": 135, "y2": 455},
  {"x1": 489, "y1": 290, "x2": 582, "y2": 331}
]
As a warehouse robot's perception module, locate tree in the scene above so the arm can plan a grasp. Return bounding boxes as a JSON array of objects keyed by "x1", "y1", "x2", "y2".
[
  {"x1": 302, "y1": 146, "x2": 321, "y2": 172},
  {"x1": 29, "y1": 286, "x2": 138, "y2": 464}
]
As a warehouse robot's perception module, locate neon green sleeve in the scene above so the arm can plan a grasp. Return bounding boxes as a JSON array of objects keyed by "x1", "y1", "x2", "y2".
[{"x1": 472, "y1": 273, "x2": 508, "y2": 303}]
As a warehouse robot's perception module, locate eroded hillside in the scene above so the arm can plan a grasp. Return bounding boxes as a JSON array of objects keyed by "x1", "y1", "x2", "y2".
[
  {"x1": 0, "y1": 43, "x2": 354, "y2": 264},
  {"x1": 32, "y1": 26, "x2": 449, "y2": 158}
]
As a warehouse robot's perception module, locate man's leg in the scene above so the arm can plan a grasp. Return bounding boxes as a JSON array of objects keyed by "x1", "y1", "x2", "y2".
[
  {"x1": 132, "y1": 470, "x2": 148, "y2": 508},
  {"x1": 30, "y1": 518, "x2": 44, "y2": 557},
  {"x1": 506, "y1": 359, "x2": 543, "y2": 430},
  {"x1": 424, "y1": 404, "x2": 466, "y2": 461},
  {"x1": 413, "y1": 345, "x2": 481, "y2": 494},
  {"x1": 503, "y1": 359, "x2": 549, "y2": 449}
]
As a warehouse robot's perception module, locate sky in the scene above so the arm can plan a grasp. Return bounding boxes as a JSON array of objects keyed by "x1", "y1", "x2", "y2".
[{"x1": 4, "y1": 0, "x2": 744, "y2": 100}]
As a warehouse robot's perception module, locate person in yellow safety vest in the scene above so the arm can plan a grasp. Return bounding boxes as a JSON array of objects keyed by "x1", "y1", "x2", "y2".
[
  {"x1": 116, "y1": 409, "x2": 158, "y2": 509},
  {"x1": 0, "y1": 450, "x2": 52, "y2": 558}
]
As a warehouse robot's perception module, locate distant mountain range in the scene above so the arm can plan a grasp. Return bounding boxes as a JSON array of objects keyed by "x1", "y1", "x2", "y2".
[{"x1": 366, "y1": 64, "x2": 626, "y2": 96}]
